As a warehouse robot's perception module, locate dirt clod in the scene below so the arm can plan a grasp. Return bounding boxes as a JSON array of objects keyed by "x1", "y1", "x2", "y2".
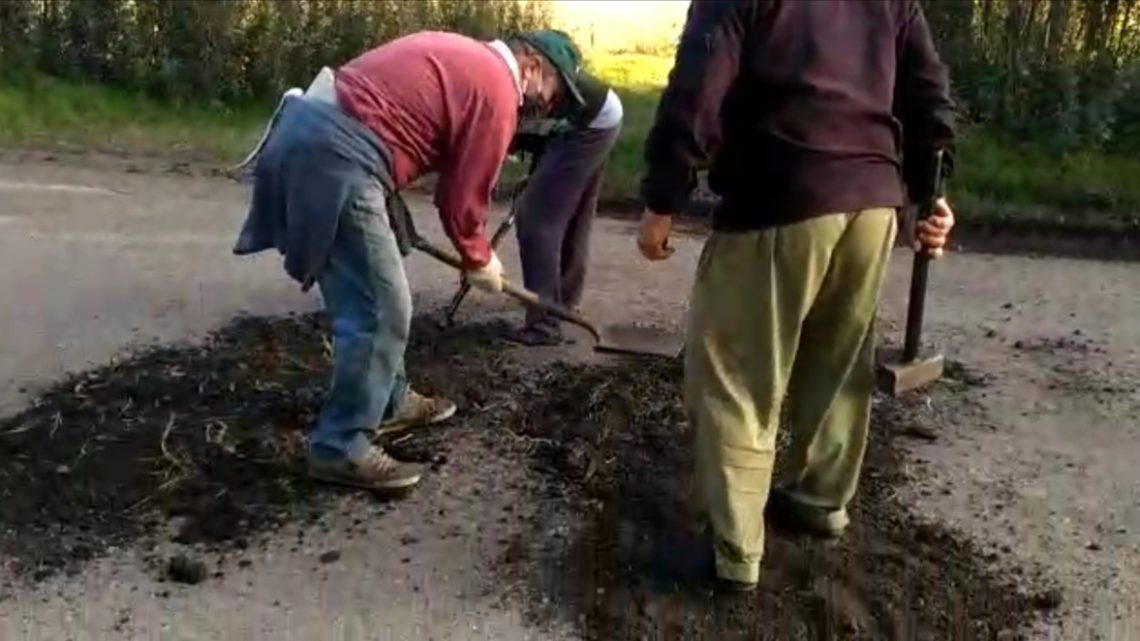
[
  {"x1": 898, "y1": 423, "x2": 939, "y2": 441},
  {"x1": 166, "y1": 554, "x2": 208, "y2": 585},
  {"x1": 1032, "y1": 587, "x2": 1064, "y2": 611}
]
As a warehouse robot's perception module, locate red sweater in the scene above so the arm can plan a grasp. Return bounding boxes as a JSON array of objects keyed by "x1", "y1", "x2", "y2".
[{"x1": 335, "y1": 32, "x2": 520, "y2": 267}]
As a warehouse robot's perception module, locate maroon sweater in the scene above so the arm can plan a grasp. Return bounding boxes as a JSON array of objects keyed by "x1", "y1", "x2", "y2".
[
  {"x1": 641, "y1": 0, "x2": 956, "y2": 228},
  {"x1": 336, "y1": 32, "x2": 520, "y2": 267}
]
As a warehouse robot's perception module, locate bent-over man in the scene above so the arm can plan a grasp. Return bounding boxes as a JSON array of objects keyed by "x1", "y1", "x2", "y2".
[
  {"x1": 233, "y1": 29, "x2": 587, "y2": 492},
  {"x1": 506, "y1": 74, "x2": 623, "y2": 345}
]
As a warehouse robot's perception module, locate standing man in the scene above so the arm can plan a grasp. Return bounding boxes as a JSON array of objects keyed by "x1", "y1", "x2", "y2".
[
  {"x1": 506, "y1": 74, "x2": 623, "y2": 346},
  {"x1": 233, "y1": 29, "x2": 586, "y2": 492},
  {"x1": 638, "y1": 1, "x2": 958, "y2": 590}
]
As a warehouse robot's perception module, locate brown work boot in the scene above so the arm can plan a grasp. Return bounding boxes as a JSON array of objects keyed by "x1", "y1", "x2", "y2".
[
  {"x1": 375, "y1": 388, "x2": 457, "y2": 436},
  {"x1": 308, "y1": 446, "x2": 424, "y2": 491}
]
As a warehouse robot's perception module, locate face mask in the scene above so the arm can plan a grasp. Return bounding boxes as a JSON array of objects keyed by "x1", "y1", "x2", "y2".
[{"x1": 519, "y1": 73, "x2": 548, "y2": 118}]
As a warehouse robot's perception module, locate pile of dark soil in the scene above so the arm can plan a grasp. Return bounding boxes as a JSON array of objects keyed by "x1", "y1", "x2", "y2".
[
  {"x1": 0, "y1": 311, "x2": 1058, "y2": 639},
  {"x1": 503, "y1": 359, "x2": 1061, "y2": 640},
  {"x1": 0, "y1": 314, "x2": 506, "y2": 580}
]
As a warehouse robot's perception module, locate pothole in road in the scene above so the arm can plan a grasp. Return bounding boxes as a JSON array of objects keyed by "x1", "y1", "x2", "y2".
[
  {"x1": 499, "y1": 359, "x2": 1059, "y2": 640},
  {"x1": 0, "y1": 313, "x2": 1058, "y2": 639}
]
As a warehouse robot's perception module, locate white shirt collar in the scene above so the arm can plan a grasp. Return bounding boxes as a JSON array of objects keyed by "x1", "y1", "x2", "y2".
[{"x1": 487, "y1": 40, "x2": 524, "y2": 106}]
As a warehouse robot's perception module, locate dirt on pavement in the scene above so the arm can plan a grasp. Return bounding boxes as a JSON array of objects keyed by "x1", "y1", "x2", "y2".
[
  {"x1": 501, "y1": 356, "x2": 1061, "y2": 640},
  {"x1": 0, "y1": 309, "x2": 1061, "y2": 639},
  {"x1": 0, "y1": 313, "x2": 453, "y2": 581}
]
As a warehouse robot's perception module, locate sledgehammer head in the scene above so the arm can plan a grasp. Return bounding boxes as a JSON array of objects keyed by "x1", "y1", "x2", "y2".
[{"x1": 876, "y1": 350, "x2": 945, "y2": 396}]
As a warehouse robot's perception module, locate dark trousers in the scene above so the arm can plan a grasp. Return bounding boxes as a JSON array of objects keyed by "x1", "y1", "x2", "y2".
[{"x1": 514, "y1": 124, "x2": 620, "y2": 329}]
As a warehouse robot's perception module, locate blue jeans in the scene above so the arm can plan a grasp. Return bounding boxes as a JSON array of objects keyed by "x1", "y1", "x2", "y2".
[{"x1": 309, "y1": 178, "x2": 411, "y2": 462}]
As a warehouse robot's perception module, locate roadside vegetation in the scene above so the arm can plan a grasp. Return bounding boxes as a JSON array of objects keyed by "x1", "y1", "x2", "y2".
[{"x1": 1, "y1": 0, "x2": 1138, "y2": 228}]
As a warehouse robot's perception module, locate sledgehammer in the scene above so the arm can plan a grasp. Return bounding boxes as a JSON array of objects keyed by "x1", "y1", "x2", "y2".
[{"x1": 876, "y1": 150, "x2": 948, "y2": 396}]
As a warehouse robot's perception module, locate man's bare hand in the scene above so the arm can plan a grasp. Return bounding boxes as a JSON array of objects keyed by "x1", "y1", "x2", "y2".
[
  {"x1": 916, "y1": 198, "x2": 955, "y2": 259},
  {"x1": 638, "y1": 211, "x2": 675, "y2": 261}
]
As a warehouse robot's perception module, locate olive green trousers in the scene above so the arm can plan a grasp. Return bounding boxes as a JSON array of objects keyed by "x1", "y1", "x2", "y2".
[{"x1": 684, "y1": 209, "x2": 898, "y2": 584}]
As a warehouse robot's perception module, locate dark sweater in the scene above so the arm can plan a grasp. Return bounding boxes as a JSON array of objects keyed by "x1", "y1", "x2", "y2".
[
  {"x1": 641, "y1": 0, "x2": 956, "y2": 229},
  {"x1": 565, "y1": 73, "x2": 611, "y2": 127}
]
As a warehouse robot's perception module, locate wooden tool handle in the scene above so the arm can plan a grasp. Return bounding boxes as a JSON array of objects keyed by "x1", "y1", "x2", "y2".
[
  {"x1": 443, "y1": 210, "x2": 518, "y2": 324},
  {"x1": 902, "y1": 149, "x2": 947, "y2": 363},
  {"x1": 502, "y1": 285, "x2": 602, "y2": 342},
  {"x1": 414, "y1": 238, "x2": 601, "y2": 342}
]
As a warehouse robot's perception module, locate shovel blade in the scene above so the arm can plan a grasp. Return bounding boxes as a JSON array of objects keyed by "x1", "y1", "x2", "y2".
[{"x1": 594, "y1": 324, "x2": 684, "y2": 359}]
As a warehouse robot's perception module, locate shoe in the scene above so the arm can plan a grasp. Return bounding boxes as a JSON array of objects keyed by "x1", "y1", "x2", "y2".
[
  {"x1": 765, "y1": 488, "x2": 849, "y2": 539},
  {"x1": 502, "y1": 324, "x2": 563, "y2": 346},
  {"x1": 308, "y1": 446, "x2": 424, "y2": 491},
  {"x1": 375, "y1": 388, "x2": 457, "y2": 436}
]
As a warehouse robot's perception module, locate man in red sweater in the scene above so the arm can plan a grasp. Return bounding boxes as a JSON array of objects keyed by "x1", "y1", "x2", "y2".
[{"x1": 234, "y1": 30, "x2": 587, "y2": 492}]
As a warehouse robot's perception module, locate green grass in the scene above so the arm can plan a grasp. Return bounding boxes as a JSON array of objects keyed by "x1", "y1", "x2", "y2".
[
  {"x1": 0, "y1": 73, "x2": 265, "y2": 162},
  {"x1": 952, "y1": 129, "x2": 1140, "y2": 227},
  {"x1": 589, "y1": 52, "x2": 671, "y2": 204},
  {"x1": 3, "y1": 61, "x2": 1139, "y2": 228}
]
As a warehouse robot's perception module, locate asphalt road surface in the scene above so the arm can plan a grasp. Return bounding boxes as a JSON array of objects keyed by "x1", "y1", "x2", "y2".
[{"x1": 1, "y1": 157, "x2": 1138, "y2": 640}]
